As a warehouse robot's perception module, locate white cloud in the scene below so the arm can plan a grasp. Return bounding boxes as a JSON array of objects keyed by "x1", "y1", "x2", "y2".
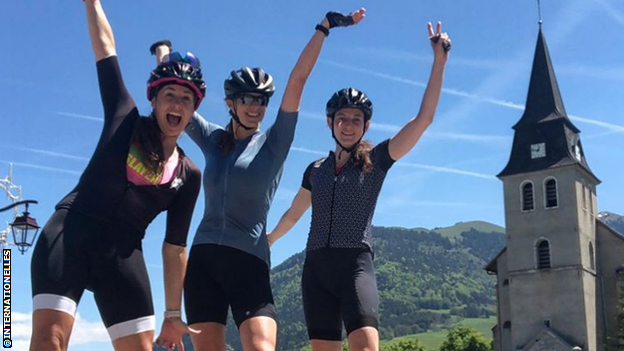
[
  {"x1": 54, "y1": 112, "x2": 103, "y2": 122},
  {"x1": 0, "y1": 145, "x2": 89, "y2": 162},
  {"x1": 299, "y1": 110, "x2": 509, "y2": 144},
  {"x1": 0, "y1": 160, "x2": 82, "y2": 176},
  {"x1": 12, "y1": 311, "x2": 109, "y2": 350},
  {"x1": 289, "y1": 146, "x2": 495, "y2": 180},
  {"x1": 290, "y1": 147, "x2": 326, "y2": 156},
  {"x1": 593, "y1": 0, "x2": 624, "y2": 26},
  {"x1": 317, "y1": 59, "x2": 624, "y2": 134},
  {"x1": 395, "y1": 162, "x2": 496, "y2": 181}
]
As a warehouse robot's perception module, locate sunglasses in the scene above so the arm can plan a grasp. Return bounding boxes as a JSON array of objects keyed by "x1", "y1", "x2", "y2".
[
  {"x1": 237, "y1": 94, "x2": 269, "y2": 106},
  {"x1": 165, "y1": 51, "x2": 201, "y2": 68}
]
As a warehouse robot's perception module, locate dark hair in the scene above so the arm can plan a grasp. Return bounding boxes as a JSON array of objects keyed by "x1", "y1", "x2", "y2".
[
  {"x1": 217, "y1": 120, "x2": 236, "y2": 156},
  {"x1": 132, "y1": 115, "x2": 165, "y2": 172},
  {"x1": 352, "y1": 139, "x2": 373, "y2": 174}
]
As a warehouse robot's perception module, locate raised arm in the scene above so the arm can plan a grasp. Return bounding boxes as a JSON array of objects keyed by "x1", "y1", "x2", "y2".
[
  {"x1": 388, "y1": 22, "x2": 451, "y2": 161},
  {"x1": 267, "y1": 187, "x2": 312, "y2": 246},
  {"x1": 280, "y1": 8, "x2": 366, "y2": 113},
  {"x1": 84, "y1": 0, "x2": 116, "y2": 62}
]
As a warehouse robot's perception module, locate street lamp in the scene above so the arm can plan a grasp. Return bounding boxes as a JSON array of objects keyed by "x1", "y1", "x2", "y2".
[
  {"x1": 1, "y1": 164, "x2": 40, "y2": 254},
  {"x1": 0, "y1": 200, "x2": 40, "y2": 254},
  {"x1": 6, "y1": 200, "x2": 40, "y2": 254}
]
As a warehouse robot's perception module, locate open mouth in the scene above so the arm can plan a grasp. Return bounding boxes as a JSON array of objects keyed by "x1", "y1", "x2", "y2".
[{"x1": 167, "y1": 113, "x2": 182, "y2": 127}]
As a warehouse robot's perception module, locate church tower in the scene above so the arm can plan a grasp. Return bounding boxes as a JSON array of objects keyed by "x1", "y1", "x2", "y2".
[{"x1": 497, "y1": 27, "x2": 601, "y2": 350}]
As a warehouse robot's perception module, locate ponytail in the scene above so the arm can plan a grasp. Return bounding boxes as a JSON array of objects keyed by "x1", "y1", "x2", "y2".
[
  {"x1": 353, "y1": 139, "x2": 373, "y2": 174},
  {"x1": 217, "y1": 120, "x2": 236, "y2": 156}
]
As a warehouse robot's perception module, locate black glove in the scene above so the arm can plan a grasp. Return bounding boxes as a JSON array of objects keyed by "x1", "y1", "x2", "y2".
[
  {"x1": 430, "y1": 34, "x2": 451, "y2": 52},
  {"x1": 325, "y1": 11, "x2": 355, "y2": 28}
]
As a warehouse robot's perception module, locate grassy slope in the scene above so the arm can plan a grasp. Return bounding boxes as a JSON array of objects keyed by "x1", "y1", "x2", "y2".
[
  {"x1": 381, "y1": 317, "x2": 497, "y2": 351},
  {"x1": 432, "y1": 222, "x2": 505, "y2": 239}
]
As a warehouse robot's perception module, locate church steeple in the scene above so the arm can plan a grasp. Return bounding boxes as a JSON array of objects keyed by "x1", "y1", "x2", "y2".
[
  {"x1": 498, "y1": 28, "x2": 598, "y2": 181},
  {"x1": 515, "y1": 29, "x2": 568, "y2": 129}
]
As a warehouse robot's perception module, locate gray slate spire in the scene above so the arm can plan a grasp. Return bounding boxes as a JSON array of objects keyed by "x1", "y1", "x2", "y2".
[{"x1": 498, "y1": 29, "x2": 597, "y2": 181}]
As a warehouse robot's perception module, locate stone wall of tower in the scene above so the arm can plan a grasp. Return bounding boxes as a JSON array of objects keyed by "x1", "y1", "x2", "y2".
[
  {"x1": 617, "y1": 268, "x2": 624, "y2": 348},
  {"x1": 508, "y1": 269, "x2": 589, "y2": 349},
  {"x1": 501, "y1": 165, "x2": 599, "y2": 350},
  {"x1": 502, "y1": 167, "x2": 596, "y2": 272},
  {"x1": 493, "y1": 250, "x2": 513, "y2": 351},
  {"x1": 597, "y1": 223, "x2": 624, "y2": 350}
]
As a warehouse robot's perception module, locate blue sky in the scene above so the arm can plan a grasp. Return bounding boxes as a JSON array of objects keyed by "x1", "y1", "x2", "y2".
[{"x1": 2, "y1": 0, "x2": 623, "y2": 349}]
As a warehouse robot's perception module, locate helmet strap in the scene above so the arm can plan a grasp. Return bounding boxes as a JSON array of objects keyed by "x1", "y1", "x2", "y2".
[
  {"x1": 331, "y1": 119, "x2": 365, "y2": 160},
  {"x1": 229, "y1": 106, "x2": 254, "y2": 131}
]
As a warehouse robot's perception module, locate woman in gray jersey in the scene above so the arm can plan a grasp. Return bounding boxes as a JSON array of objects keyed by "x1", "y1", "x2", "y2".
[
  {"x1": 268, "y1": 22, "x2": 452, "y2": 351},
  {"x1": 152, "y1": 8, "x2": 366, "y2": 351}
]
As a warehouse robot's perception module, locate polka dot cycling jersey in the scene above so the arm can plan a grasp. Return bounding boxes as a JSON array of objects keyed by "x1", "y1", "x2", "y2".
[{"x1": 301, "y1": 140, "x2": 395, "y2": 252}]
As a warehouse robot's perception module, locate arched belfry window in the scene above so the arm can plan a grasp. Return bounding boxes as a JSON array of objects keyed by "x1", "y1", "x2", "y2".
[
  {"x1": 537, "y1": 239, "x2": 551, "y2": 269},
  {"x1": 544, "y1": 178, "x2": 558, "y2": 208},
  {"x1": 521, "y1": 181, "x2": 535, "y2": 211},
  {"x1": 589, "y1": 242, "x2": 595, "y2": 270}
]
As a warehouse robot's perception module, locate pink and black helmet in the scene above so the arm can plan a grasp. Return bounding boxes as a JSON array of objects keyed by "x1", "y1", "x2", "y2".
[{"x1": 147, "y1": 52, "x2": 206, "y2": 109}]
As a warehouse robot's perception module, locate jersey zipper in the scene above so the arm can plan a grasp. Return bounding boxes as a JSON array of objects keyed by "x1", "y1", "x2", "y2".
[
  {"x1": 220, "y1": 160, "x2": 229, "y2": 244},
  {"x1": 326, "y1": 174, "x2": 338, "y2": 247}
]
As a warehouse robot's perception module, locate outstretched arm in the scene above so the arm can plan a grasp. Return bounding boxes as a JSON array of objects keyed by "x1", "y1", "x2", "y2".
[
  {"x1": 155, "y1": 243, "x2": 199, "y2": 351},
  {"x1": 267, "y1": 187, "x2": 312, "y2": 246},
  {"x1": 280, "y1": 8, "x2": 366, "y2": 113},
  {"x1": 388, "y1": 22, "x2": 451, "y2": 161},
  {"x1": 84, "y1": 0, "x2": 116, "y2": 62}
]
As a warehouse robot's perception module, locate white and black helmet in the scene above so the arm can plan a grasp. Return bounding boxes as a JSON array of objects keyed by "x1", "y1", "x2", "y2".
[{"x1": 224, "y1": 67, "x2": 275, "y2": 99}]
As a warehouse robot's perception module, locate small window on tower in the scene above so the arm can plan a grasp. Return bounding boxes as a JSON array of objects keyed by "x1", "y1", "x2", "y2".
[
  {"x1": 589, "y1": 242, "x2": 595, "y2": 271},
  {"x1": 521, "y1": 181, "x2": 535, "y2": 211},
  {"x1": 589, "y1": 190, "x2": 594, "y2": 214},
  {"x1": 582, "y1": 184, "x2": 588, "y2": 210},
  {"x1": 537, "y1": 240, "x2": 551, "y2": 269},
  {"x1": 545, "y1": 178, "x2": 558, "y2": 208}
]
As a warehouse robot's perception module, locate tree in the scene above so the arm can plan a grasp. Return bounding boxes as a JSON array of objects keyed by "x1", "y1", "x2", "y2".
[
  {"x1": 382, "y1": 339, "x2": 426, "y2": 351},
  {"x1": 439, "y1": 327, "x2": 492, "y2": 351}
]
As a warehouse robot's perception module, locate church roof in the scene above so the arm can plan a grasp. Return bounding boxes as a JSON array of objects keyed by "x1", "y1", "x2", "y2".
[
  {"x1": 514, "y1": 29, "x2": 570, "y2": 130},
  {"x1": 498, "y1": 29, "x2": 598, "y2": 181},
  {"x1": 522, "y1": 328, "x2": 578, "y2": 351},
  {"x1": 597, "y1": 218, "x2": 624, "y2": 241},
  {"x1": 485, "y1": 247, "x2": 507, "y2": 273}
]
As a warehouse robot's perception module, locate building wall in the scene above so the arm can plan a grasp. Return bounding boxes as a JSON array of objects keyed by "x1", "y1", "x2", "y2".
[
  {"x1": 494, "y1": 250, "x2": 513, "y2": 351},
  {"x1": 508, "y1": 268, "x2": 589, "y2": 349},
  {"x1": 596, "y1": 224, "x2": 624, "y2": 349},
  {"x1": 501, "y1": 165, "x2": 599, "y2": 350},
  {"x1": 502, "y1": 167, "x2": 596, "y2": 273}
]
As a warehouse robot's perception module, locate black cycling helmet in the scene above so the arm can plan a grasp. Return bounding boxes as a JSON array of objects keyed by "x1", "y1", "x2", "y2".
[
  {"x1": 147, "y1": 51, "x2": 206, "y2": 109},
  {"x1": 326, "y1": 88, "x2": 373, "y2": 158},
  {"x1": 326, "y1": 87, "x2": 373, "y2": 121},
  {"x1": 224, "y1": 67, "x2": 275, "y2": 99}
]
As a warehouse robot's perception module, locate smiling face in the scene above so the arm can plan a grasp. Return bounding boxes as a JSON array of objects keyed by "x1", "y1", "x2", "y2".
[
  {"x1": 226, "y1": 93, "x2": 268, "y2": 130},
  {"x1": 152, "y1": 84, "x2": 196, "y2": 139},
  {"x1": 328, "y1": 107, "x2": 370, "y2": 149}
]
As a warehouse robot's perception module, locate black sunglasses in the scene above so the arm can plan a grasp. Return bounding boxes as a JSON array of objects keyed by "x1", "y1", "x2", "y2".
[{"x1": 237, "y1": 94, "x2": 269, "y2": 106}]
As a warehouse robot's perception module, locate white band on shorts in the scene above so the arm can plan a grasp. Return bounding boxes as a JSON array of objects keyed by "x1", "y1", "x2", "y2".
[
  {"x1": 107, "y1": 315, "x2": 155, "y2": 341},
  {"x1": 33, "y1": 294, "x2": 78, "y2": 318}
]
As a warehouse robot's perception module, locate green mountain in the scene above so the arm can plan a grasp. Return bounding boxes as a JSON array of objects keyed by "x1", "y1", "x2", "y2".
[
  {"x1": 265, "y1": 223, "x2": 506, "y2": 351},
  {"x1": 176, "y1": 214, "x2": 624, "y2": 351}
]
